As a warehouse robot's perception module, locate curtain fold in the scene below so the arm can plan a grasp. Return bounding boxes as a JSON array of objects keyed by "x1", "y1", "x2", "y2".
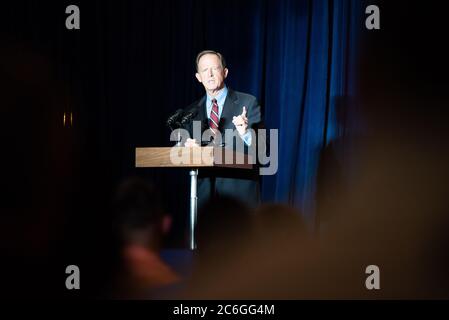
[{"x1": 261, "y1": 0, "x2": 363, "y2": 219}]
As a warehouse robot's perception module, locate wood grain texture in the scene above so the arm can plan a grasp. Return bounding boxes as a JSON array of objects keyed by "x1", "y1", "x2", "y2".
[{"x1": 135, "y1": 147, "x2": 253, "y2": 169}]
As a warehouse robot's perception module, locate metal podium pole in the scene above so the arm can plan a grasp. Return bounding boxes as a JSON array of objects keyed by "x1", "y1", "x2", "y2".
[{"x1": 189, "y1": 169, "x2": 198, "y2": 250}]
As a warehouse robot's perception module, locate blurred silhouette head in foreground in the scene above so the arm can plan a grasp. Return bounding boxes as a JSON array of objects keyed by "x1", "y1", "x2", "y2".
[{"x1": 111, "y1": 177, "x2": 180, "y2": 299}]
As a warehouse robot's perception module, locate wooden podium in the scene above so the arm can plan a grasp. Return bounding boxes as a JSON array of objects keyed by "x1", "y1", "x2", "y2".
[{"x1": 135, "y1": 146, "x2": 253, "y2": 249}]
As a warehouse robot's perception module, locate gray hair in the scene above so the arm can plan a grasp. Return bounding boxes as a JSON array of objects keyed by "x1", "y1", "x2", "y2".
[{"x1": 195, "y1": 50, "x2": 227, "y2": 71}]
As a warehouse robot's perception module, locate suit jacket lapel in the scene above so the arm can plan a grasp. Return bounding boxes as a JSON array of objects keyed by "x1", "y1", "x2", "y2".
[
  {"x1": 191, "y1": 96, "x2": 207, "y2": 122},
  {"x1": 220, "y1": 88, "x2": 239, "y2": 131}
]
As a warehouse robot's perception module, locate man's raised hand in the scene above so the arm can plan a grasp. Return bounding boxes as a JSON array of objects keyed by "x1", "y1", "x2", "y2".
[{"x1": 232, "y1": 106, "x2": 248, "y2": 135}]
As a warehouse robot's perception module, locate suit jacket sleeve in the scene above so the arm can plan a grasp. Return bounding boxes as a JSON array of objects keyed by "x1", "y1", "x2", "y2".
[{"x1": 240, "y1": 97, "x2": 266, "y2": 163}]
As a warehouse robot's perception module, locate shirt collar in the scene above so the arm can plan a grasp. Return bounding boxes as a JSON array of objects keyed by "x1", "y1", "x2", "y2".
[{"x1": 206, "y1": 85, "x2": 228, "y2": 107}]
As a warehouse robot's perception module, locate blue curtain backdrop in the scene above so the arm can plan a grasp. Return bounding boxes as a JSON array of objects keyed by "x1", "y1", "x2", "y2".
[
  {"x1": 2, "y1": 0, "x2": 367, "y2": 246},
  {"x1": 259, "y1": 0, "x2": 363, "y2": 218}
]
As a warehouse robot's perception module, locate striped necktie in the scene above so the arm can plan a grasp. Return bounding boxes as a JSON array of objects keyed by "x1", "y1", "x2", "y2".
[{"x1": 209, "y1": 98, "x2": 220, "y2": 132}]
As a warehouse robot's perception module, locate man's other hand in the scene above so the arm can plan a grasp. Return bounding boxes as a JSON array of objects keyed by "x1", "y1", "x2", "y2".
[{"x1": 184, "y1": 138, "x2": 200, "y2": 147}]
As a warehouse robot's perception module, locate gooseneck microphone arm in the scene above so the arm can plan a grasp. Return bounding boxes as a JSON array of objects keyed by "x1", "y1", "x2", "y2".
[{"x1": 166, "y1": 109, "x2": 185, "y2": 131}]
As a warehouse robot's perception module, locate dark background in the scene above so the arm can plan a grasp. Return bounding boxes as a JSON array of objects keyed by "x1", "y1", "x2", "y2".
[{"x1": 1, "y1": 0, "x2": 447, "y2": 298}]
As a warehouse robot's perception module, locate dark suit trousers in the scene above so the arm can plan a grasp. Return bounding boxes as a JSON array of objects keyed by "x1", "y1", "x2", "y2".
[{"x1": 197, "y1": 167, "x2": 261, "y2": 210}]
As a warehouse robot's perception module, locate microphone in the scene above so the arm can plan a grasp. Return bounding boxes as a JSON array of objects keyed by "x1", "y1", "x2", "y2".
[
  {"x1": 167, "y1": 108, "x2": 199, "y2": 146},
  {"x1": 166, "y1": 109, "x2": 184, "y2": 130},
  {"x1": 180, "y1": 109, "x2": 198, "y2": 125}
]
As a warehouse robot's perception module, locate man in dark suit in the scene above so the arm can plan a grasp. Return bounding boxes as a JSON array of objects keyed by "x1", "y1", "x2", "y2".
[{"x1": 183, "y1": 50, "x2": 264, "y2": 208}]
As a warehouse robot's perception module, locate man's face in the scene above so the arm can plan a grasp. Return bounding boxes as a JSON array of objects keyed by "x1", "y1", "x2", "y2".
[{"x1": 195, "y1": 54, "x2": 228, "y2": 93}]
